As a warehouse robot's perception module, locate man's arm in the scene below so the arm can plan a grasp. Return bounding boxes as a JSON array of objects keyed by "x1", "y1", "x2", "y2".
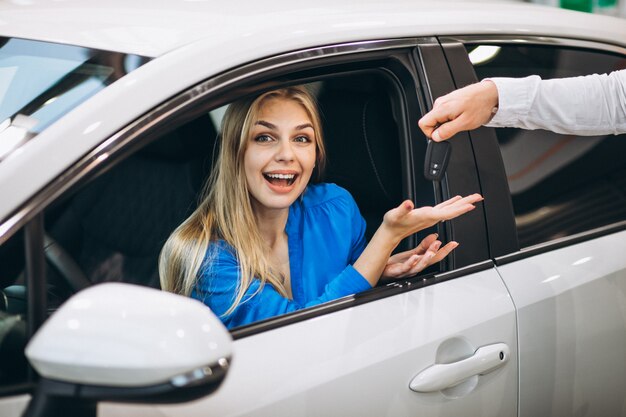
[{"x1": 418, "y1": 69, "x2": 626, "y2": 140}]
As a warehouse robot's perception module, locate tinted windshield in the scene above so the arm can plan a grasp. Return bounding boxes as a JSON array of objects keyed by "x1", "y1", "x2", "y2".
[{"x1": 0, "y1": 37, "x2": 148, "y2": 161}]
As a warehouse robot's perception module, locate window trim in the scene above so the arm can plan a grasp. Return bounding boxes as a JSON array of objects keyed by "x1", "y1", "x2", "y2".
[
  {"x1": 232, "y1": 260, "x2": 495, "y2": 339},
  {"x1": 441, "y1": 35, "x2": 626, "y2": 56},
  {"x1": 495, "y1": 220, "x2": 626, "y2": 266},
  {"x1": 414, "y1": 42, "x2": 490, "y2": 268}
]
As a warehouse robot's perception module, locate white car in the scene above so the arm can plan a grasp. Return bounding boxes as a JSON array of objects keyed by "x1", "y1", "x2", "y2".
[{"x1": 2, "y1": 1, "x2": 626, "y2": 416}]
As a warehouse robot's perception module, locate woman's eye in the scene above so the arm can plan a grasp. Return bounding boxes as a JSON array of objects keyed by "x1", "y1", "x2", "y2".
[
  {"x1": 254, "y1": 135, "x2": 273, "y2": 143},
  {"x1": 293, "y1": 135, "x2": 311, "y2": 143}
]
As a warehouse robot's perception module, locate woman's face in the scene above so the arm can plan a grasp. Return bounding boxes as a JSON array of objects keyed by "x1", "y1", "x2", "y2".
[{"x1": 244, "y1": 96, "x2": 317, "y2": 214}]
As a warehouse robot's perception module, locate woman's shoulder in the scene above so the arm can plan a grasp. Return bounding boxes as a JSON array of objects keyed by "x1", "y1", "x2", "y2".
[
  {"x1": 205, "y1": 239, "x2": 238, "y2": 265},
  {"x1": 302, "y1": 183, "x2": 356, "y2": 208}
]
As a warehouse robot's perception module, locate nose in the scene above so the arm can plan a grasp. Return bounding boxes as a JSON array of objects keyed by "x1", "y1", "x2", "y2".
[{"x1": 275, "y1": 138, "x2": 295, "y2": 162}]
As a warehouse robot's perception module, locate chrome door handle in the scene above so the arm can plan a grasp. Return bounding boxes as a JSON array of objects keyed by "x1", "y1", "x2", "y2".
[{"x1": 409, "y1": 343, "x2": 510, "y2": 393}]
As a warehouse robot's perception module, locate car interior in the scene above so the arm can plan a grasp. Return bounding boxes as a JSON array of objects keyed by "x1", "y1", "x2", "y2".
[{"x1": 0, "y1": 70, "x2": 418, "y2": 385}]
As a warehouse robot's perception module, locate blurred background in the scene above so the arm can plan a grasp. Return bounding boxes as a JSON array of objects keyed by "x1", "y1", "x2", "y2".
[{"x1": 526, "y1": 0, "x2": 626, "y2": 17}]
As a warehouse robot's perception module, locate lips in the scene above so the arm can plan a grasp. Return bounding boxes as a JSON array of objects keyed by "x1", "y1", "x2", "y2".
[
  {"x1": 262, "y1": 171, "x2": 299, "y2": 192},
  {"x1": 263, "y1": 172, "x2": 297, "y2": 186}
]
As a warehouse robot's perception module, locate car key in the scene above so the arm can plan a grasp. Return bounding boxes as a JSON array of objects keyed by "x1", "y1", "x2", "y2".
[{"x1": 423, "y1": 139, "x2": 451, "y2": 181}]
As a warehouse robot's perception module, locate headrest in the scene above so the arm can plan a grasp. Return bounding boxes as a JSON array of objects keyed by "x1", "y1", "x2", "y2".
[
  {"x1": 318, "y1": 84, "x2": 402, "y2": 215},
  {"x1": 141, "y1": 115, "x2": 218, "y2": 162}
]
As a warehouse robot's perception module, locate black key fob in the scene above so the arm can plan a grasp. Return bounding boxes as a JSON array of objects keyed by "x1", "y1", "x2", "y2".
[{"x1": 424, "y1": 140, "x2": 451, "y2": 181}]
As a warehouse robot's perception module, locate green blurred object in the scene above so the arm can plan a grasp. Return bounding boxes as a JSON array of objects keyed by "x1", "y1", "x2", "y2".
[
  {"x1": 560, "y1": 0, "x2": 593, "y2": 12},
  {"x1": 596, "y1": 0, "x2": 617, "y2": 6}
]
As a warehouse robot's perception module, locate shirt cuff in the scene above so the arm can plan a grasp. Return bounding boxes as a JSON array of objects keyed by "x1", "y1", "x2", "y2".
[{"x1": 485, "y1": 75, "x2": 541, "y2": 127}]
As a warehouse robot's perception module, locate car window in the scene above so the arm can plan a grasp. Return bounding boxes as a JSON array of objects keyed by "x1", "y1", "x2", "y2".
[
  {"x1": 468, "y1": 44, "x2": 626, "y2": 248},
  {"x1": 10, "y1": 69, "x2": 429, "y2": 335},
  {"x1": 1, "y1": 51, "x2": 454, "y2": 343},
  {"x1": 0, "y1": 37, "x2": 148, "y2": 162}
]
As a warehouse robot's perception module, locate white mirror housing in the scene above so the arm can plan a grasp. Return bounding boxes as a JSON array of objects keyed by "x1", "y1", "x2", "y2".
[{"x1": 25, "y1": 283, "x2": 232, "y2": 388}]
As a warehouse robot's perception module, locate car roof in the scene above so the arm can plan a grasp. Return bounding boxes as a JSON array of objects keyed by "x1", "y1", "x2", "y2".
[{"x1": 1, "y1": 0, "x2": 626, "y2": 57}]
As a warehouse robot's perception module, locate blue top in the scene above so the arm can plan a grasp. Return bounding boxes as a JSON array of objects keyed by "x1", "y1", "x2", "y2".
[{"x1": 192, "y1": 183, "x2": 372, "y2": 328}]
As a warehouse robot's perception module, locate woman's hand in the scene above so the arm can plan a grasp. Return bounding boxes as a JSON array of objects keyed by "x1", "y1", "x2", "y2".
[
  {"x1": 381, "y1": 233, "x2": 458, "y2": 280},
  {"x1": 380, "y1": 194, "x2": 483, "y2": 246},
  {"x1": 353, "y1": 193, "x2": 482, "y2": 287}
]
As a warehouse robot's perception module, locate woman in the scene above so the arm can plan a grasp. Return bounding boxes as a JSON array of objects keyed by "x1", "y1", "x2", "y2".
[{"x1": 160, "y1": 86, "x2": 482, "y2": 328}]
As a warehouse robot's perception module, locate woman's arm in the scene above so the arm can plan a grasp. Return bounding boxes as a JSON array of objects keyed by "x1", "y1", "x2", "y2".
[
  {"x1": 195, "y1": 246, "x2": 371, "y2": 329},
  {"x1": 353, "y1": 195, "x2": 482, "y2": 286}
]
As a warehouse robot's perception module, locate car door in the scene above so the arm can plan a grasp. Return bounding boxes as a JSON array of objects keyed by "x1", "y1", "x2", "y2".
[
  {"x1": 95, "y1": 38, "x2": 519, "y2": 417},
  {"x1": 442, "y1": 36, "x2": 626, "y2": 417},
  {"x1": 0, "y1": 39, "x2": 518, "y2": 417}
]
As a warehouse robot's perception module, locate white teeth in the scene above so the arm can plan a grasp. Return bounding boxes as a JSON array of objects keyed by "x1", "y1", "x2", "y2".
[{"x1": 266, "y1": 173, "x2": 295, "y2": 179}]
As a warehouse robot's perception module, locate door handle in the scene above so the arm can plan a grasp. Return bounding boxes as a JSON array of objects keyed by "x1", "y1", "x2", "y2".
[{"x1": 409, "y1": 343, "x2": 509, "y2": 393}]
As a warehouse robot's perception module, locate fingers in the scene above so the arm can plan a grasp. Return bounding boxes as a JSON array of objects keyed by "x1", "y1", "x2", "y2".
[
  {"x1": 406, "y1": 240, "x2": 458, "y2": 275},
  {"x1": 432, "y1": 117, "x2": 467, "y2": 142},
  {"x1": 384, "y1": 239, "x2": 459, "y2": 279},
  {"x1": 417, "y1": 81, "x2": 499, "y2": 141},
  {"x1": 418, "y1": 108, "x2": 449, "y2": 139},
  {"x1": 434, "y1": 195, "x2": 463, "y2": 209},
  {"x1": 429, "y1": 241, "x2": 458, "y2": 264},
  {"x1": 401, "y1": 240, "x2": 441, "y2": 276},
  {"x1": 416, "y1": 233, "x2": 439, "y2": 254},
  {"x1": 433, "y1": 194, "x2": 484, "y2": 221},
  {"x1": 387, "y1": 233, "x2": 439, "y2": 265},
  {"x1": 435, "y1": 193, "x2": 482, "y2": 209}
]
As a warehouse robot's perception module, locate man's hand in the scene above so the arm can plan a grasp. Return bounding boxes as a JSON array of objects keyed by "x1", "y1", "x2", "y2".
[{"x1": 418, "y1": 80, "x2": 499, "y2": 142}]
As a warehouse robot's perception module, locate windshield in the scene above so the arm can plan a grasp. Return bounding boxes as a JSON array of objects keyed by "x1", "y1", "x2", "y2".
[{"x1": 0, "y1": 37, "x2": 149, "y2": 161}]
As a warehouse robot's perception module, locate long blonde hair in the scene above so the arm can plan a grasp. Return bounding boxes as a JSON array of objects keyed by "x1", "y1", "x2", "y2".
[{"x1": 159, "y1": 86, "x2": 326, "y2": 315}]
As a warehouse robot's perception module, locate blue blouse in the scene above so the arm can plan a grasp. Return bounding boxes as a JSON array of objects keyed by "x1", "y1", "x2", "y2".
[{"x1": 192, "y1": 183, "x2": 372, "y2": 328}]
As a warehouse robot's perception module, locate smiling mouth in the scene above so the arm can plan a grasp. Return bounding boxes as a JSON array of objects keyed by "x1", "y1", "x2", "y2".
[{"x1": 263, "y1": 173, "x2": 297, "y2": 187}]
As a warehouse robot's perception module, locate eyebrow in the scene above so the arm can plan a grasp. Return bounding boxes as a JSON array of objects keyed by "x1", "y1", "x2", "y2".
[
  {"x1": 254, "y1": 120, "x2": 314, "y2": 131},
  {"x1": 255, "y1": 120, "x2": 277, "y2": 130}
]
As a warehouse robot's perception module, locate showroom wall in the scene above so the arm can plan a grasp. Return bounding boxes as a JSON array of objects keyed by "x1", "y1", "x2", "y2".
[{"x1": 529, "y1": 0, "x2": 626, "y2": 17}]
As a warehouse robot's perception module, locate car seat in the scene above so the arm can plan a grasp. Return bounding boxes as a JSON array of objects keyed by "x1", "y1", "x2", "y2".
[
  {"x1": 316, "y1": 77, "x2": 403, "y2": 240},
  {"x1": 47, "y1": 115, "x2": 218, "y2": 290}
]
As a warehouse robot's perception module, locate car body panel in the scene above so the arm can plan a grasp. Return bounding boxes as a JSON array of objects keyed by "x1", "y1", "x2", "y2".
[
  {"x1": 1, "y1": 0, "x2": 626, "y2": 57},
  {"x1": 496, "y1": 231, "x2": 626, "y2": 417},
  {"x1": 99, "y1": 268, "x2": 517, "y2": 417}
]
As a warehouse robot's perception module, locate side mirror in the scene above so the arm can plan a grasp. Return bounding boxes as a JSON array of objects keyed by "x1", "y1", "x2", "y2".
[{"x1": 23, "y1": 283, "x2": 232, "y2": 417}]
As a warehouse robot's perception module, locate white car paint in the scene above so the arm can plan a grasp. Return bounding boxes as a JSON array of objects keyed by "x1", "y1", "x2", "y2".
[
  {"x1": 0, "y1": 0, "x2": 624, "y2": 57},
  {"x1": 497, "y1": 230, "x2": 626, "y2": 417},
  {"x1": 26, "y1": 283, "x2": 232, "y2": 387},
  {"x1": 100, "y1": 269, "x2": 517, "y2": 417}
]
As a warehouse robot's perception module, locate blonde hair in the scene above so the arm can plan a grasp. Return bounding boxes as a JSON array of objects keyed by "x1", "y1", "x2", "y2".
[{"x1": 159, "y1": 86, "x2": 325, "y2": 316}]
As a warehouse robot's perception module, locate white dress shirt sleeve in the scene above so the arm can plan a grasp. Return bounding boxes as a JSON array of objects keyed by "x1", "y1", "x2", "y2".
[{"x1": 485, "y1": 69, "x2": 626, "y2": 135}]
